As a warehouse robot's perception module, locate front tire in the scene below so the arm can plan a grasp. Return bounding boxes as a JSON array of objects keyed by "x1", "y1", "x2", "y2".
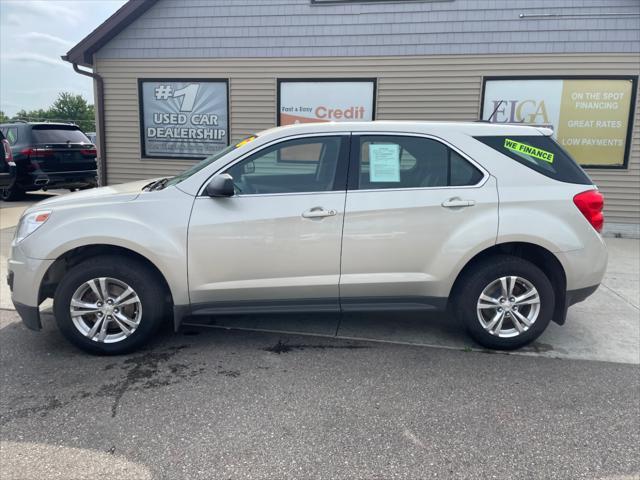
[
  {"x1": 453, "y1": 255, "x2": 555, "y2": 350},
  {"x1": 53, "y1": 256, "x2": 167, "y2": 355}
]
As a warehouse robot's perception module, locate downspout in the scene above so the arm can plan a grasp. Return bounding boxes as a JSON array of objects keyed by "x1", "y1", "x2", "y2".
[{"x1": 70, "y1": 62, "x2": 108, "y2": 186}]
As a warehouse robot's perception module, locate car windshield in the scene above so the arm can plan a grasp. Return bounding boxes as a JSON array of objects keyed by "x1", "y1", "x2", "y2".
[
  {"x1": 31, "y1": 126, "x2": 90, "y2": 144},
  {"x1": 164, "y1": 145, "x2": 237, "y2": 187}
]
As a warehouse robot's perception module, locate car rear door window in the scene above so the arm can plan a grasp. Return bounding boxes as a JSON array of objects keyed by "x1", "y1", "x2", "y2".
[
  {"x1": 354, "y1": 135, "x2": 483, "y2": 190},
  {"x1": 474, "y1": 135, "x2": 592, "y2": 185},
  {"x1": 31, "y1": 126, "x2": 90, "y2": 144},
  {"x1": 225, "y1": 136, "x2": 348, "y2": 194}
]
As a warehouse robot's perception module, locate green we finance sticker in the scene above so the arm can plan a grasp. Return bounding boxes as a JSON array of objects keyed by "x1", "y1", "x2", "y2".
[{"x1": 504, "y1": 138, "x2": 554, "y2": 164}]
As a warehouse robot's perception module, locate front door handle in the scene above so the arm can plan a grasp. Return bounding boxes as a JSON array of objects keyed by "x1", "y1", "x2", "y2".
[
  {"x1": 441, "y1": 198, "x2": 476, "y2": 208},
  {"x1": 302, "y1": 207, "x2": 338, "y2": 219}
]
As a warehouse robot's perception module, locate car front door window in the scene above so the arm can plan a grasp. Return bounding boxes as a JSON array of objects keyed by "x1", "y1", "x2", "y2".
[{"x1": 225, "y1": 136, "x2": 344, "y2": 195}]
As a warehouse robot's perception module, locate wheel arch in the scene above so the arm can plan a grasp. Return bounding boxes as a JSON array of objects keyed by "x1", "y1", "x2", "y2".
[
  {"x1": 450, "y1": 242, "x2": 568, "y2": 324},
  {"x1": 39, "y1": 244, "x2": 174, "y2": 312}
]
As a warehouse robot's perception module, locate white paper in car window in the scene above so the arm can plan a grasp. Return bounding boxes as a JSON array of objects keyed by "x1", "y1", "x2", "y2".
[{"x1": 369, "y1": 144, "x2": 400, "y2": 182}]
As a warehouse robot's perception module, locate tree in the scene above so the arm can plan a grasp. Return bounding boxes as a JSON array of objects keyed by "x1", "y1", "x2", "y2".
[
  {"x1": 0, "y1": 111, "x2": 8, "y2": 123},
  {"x1": 11, "y1": 92, "x2": 96, "y2": 132}
]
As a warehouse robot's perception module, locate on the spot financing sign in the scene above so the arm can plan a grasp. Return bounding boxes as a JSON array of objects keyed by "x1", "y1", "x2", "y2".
[
  {"x1": 139, "y1": 79, "x2": 228, "y2": 159},
  {"x1": 481, "y1": 77, "x2": 636, "y2": 168},
  {"x1": 279, "y1": 80, "x2": 376, "y2": 126}
]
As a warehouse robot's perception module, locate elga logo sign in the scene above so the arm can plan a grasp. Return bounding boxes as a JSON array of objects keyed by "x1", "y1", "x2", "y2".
[
  {"x1": 486, "y1": 99, "x2": 551, "y2": 125},
  {"x1": 482, "y1": 78, "x2": 634, "y2": 167},
  {"x1": 279, "y1": 80, "x2": 375, "y2": 126},
  {"x1": 140, "y1": 80, "x2": 228, "y2": 159}
]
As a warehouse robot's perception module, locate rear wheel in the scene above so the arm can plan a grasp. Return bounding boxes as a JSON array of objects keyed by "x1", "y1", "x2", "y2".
[
  {"x1": 0, "y1": 185, "x2": 23, "y2": 201},
  {"x1": 53, "y1": 256, "x2": 167, "y2": 355},
  {"x1": 453, "y1": 255, "x2": 555, "y2": 350}
]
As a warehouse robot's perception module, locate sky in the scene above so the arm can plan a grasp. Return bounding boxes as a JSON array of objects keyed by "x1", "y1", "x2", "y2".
[{"x1": 0, "y1": 0, "x2": 127, "y2": 117}]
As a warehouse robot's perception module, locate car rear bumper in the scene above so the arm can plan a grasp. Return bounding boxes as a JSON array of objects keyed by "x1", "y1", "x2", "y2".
[
  {"x1": 567, "y1": 284, "x2": 600, "y2": 306},
  {"x1": 557, "y1": 239, "x2": 608, "y2": 292},
  {"x1": 20, "y1": 170, "x2": 97, "y2": 190}
]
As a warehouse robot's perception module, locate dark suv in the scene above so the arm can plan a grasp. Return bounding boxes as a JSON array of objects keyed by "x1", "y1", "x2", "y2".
[{"x1": 0, "y1": 122, "x2": 97, "y2": 201}]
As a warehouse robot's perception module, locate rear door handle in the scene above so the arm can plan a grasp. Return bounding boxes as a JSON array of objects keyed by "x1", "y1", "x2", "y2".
[
  {"x1": 441, "y1": 198, "x2": 476, "y2": 208},
  {"x1": 302, "y1": 207, "x2": 338, "y2": 219}
]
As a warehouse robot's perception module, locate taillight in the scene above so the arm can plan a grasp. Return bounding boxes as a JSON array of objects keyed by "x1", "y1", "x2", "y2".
[
  {"x1": 20, "y1": 147, "x2": 54, "y2": 159},
  {"x1": 573, "y1": 189, "x2": 604, "y2": 233},
  {"x1": 80, "y1": 148, "x2": 97, "y2": 156},
  {"x1": 1, "y1": 139, "x2": 12, "y2": 163}
]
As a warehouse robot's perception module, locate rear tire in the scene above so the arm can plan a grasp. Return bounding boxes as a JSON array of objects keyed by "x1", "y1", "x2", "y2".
[
  {"x1": 53, "y1": 256, "x2": 167, "y2": 355},
  {"x1": 453, "y1": 255, "x2": 555, "y2": 350},
  {"x1": 0, "y1": 185, "x2": 23, "y2": 201}
]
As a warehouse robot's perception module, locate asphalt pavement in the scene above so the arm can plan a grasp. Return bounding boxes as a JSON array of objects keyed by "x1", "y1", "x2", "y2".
[{"x1": 0, "y1": 309, "x2": 639, "y2": 480}]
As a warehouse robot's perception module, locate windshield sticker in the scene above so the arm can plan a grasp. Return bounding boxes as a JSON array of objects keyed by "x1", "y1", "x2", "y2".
[
  {"x1": 369, "y1": 143, "x2": 401, "y2": 182},
  {"x1": 504, "y1": 138, "x2": 554, "y2": 163}
]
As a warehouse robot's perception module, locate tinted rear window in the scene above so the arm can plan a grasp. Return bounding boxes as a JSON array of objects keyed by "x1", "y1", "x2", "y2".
[
  {"x1": 474, "y1": 135, "x2": 592, "y2": 185},
  {"x1": 31, "y1": 126, "x2": 90, "y2": 144}
]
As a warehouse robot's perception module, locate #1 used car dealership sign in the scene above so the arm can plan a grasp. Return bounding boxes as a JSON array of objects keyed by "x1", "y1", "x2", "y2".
[
  {"x1": 139, "y1": 79, "x2": 229, "y2": 159},
  {"x1": 481, "y1": 76, "x2": 636, "y2": 168}
]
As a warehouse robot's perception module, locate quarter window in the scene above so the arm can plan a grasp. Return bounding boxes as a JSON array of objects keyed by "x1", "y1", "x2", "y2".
[
  {"x1": 474, "y1": 135, "x2": 592, "y2": 185},
  {"x1": 355, "y1": 135, "x2": 483, "y2": 190},
  {"x1": 225, "y1": 136, "x2": 345, "y2": 195}
]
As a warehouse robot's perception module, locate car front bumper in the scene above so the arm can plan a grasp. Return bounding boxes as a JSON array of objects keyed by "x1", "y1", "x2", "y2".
[
  {"x1": 7, "y1": 243, "x2": 54, "y2": 331},
  {"x1": 12, "y1": 301, "x2": 41, "y2": 330}
]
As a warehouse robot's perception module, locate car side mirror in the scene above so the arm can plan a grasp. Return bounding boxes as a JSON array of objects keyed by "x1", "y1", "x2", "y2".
[{"x1": 205, "y1": 173, "x2": 235, "y2": 198}]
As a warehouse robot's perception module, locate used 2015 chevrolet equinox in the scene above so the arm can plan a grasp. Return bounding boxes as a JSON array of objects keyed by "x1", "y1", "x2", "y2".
[{"x1": 8, "y1": 122, "x2": 607, "y2": 354}]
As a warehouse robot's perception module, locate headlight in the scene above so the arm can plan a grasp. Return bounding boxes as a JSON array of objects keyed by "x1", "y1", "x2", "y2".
[{"x1": 14, "y1": 210, "x2": 51, "y2": 244}]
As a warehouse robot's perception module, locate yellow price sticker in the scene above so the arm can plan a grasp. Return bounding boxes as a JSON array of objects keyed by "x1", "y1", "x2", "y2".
[
  {"x1": 235, "y1": 136, "x2": 256, "y2": 148},
  {"x1": 504, "y1": 138, "x2": 554, "y2": 164}
]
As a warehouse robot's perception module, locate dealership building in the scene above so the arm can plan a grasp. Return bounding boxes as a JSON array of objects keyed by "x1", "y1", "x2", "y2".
[{"x1": 63, "y1": 0, "x2": 640, "y2": 235}]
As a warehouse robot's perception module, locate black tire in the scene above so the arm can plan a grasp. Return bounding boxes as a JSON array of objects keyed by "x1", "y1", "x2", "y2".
[
  {"x1": 453, "y1": 255, "x2": 555, "y2": 350},
  {"x1": 0, "y1": 185, "x2": 23, "y2": 201},
  {"x1": 53, "y1": 256, "x2": 167, "y2": 355}
]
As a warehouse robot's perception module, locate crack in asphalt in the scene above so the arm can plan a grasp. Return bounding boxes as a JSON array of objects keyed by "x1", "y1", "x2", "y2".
[
  {"x1": 0, "y1": 396, "x2": 66, "y2": 426},
  {"x1": 0, "y1": 345, "x2": 207, "y2": 424},
  {"x1": 97, "y1": 345, "x2": 196, "y2": 417},
  {"x1": 264, "y1": 339, "x2": 372, "y2": 354}
]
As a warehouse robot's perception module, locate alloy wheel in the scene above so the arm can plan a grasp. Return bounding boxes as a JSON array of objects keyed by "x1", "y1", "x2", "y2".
[
  {"x1": 476, "y1": 276, "x2": 541, "y2": 338},
  {"x1": 70, "y1": 277, "x2": 142, "y2": 343}
]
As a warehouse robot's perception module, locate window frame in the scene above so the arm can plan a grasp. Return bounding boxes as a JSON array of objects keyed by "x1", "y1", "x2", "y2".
[
  {"x1": 347, "y1": 133, "x2": 488, "y2": 192},
  {"x1": 198, "y1": 133, "x2": 352, "y2": 197}
]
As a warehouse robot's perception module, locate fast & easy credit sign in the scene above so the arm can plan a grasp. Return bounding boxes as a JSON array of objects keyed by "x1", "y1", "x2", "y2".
[{"x1": 278, "y1": 79, "x2": 376, "y2": 126}]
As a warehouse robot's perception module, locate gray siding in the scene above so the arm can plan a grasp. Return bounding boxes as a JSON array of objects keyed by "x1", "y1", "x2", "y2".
[
  {"x1": 96, "y1": 0, "x2": 640, "y2": 59},
  {"x1": 95, "y1": 53, "x2": 640, "y2": 225}
]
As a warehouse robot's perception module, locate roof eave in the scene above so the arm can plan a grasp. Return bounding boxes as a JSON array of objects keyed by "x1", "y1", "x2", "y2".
[{"x1": 63, "y1": 0, "x2": 158, "y2": 67}]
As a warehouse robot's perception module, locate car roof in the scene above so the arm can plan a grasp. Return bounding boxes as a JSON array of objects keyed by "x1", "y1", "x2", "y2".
[
  {"x1": 0, "y1": 122, "x2": 79, "y2": 128},
  {"x1": 256, "y1": 121, "x2": 552, "y2": 139}
]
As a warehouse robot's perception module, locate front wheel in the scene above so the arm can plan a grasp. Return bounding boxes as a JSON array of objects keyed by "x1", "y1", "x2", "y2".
[
  {"x1": 54, "y1": 256, "x2": 168, "y2": 355},
  {"x1": 453, "y1": 255, "x2": 555, "y2": 350}
]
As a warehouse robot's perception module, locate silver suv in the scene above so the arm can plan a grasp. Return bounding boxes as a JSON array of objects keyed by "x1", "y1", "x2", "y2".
[{"x1": 8, "y1": 122, "x2": 607, "y2": 354}]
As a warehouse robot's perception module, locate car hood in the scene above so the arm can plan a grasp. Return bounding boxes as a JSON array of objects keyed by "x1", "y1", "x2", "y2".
[{"x1": 31, "y1": 179, "x2": 159, "y2": 210}]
